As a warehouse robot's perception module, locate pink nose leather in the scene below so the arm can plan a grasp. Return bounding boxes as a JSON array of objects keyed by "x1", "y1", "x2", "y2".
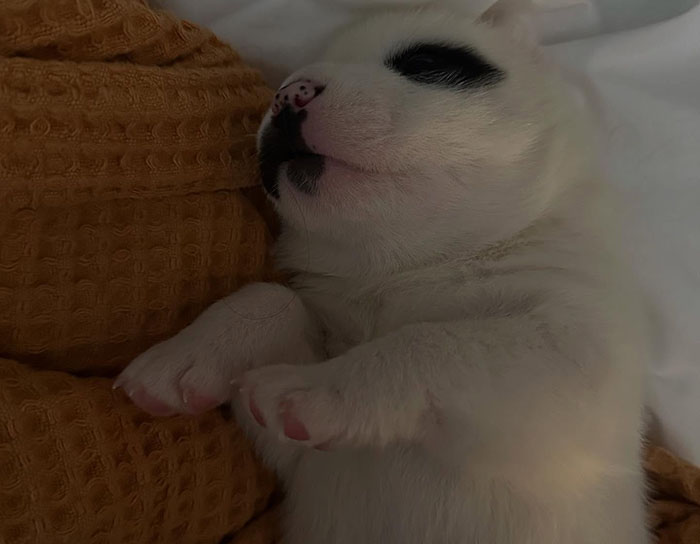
[{"x1": 272, "y1": 79, "x2": 325, "y2": 115}]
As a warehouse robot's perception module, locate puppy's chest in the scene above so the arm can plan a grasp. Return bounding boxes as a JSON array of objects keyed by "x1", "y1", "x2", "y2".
[{"x1": 300, "y1": 276, "x2": 478, "y2": 357}]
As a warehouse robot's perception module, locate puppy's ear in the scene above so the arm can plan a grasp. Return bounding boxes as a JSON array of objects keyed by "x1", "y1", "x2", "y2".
[{"x1": 478, "y1": 0, "x2": 539, "y2": 46}]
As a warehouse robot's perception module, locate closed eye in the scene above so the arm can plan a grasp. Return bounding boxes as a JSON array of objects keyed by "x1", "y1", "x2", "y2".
[{"x1": 386, "y1": 43, "x2": 503, "y2": 90}]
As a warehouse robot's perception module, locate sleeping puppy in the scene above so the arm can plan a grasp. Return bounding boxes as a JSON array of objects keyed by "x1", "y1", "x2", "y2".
[{"x1": 116, "y1": 6, "x2": 649, "y2": 544}]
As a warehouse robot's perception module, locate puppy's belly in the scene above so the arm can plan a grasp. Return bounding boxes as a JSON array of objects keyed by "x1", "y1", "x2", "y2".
[
  {"x1": 281, "y1": 444, "x2": 646, "y2": 544},
  {"x1": 284, "y1": 444, "x2": 459, "y2": 544}
]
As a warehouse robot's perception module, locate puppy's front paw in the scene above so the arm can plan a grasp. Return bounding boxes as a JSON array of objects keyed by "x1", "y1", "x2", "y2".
[
  {"x1": 115, "y1": 333, "x2": 235, "y2": 417},
  {"x1": 237, "y1": 364, "x2": 347, "y2": 450}
]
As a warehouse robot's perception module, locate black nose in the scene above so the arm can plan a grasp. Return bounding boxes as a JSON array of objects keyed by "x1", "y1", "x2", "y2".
[{"x1": 258, "y1": 106, "x2": 325, "y2": 198}]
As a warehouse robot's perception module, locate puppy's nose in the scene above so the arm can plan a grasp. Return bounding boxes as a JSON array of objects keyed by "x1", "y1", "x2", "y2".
[{"x1": 272, "y1": 79, "x2": 325, "y2": 115}]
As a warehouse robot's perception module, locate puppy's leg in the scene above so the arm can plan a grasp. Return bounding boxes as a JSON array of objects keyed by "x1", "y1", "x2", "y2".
[
  {"x1": 236, "y1": 313, "x2": 628, "y2": 457},
  {"x1": 116, "y1": 283, "x2": 323, "y2": 416}
]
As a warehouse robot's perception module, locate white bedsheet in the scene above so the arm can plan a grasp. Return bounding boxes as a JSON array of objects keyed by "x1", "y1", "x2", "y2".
[
  {"x1": 158, "y1": 0, "x2": 700, "y2": 464},
  {"x1": 551, "y1": 4, "x2": 700, "y2": 465}
]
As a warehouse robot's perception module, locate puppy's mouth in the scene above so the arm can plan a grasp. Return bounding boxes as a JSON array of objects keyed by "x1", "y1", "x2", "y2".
[{"x1": 258, "y1": 107, "x2": 325, "y2": 198}]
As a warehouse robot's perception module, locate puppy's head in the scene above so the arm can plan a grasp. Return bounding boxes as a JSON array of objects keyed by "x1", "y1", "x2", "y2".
[{"x1": 257, "y1": 8, "x2": 594, "y2": 265}]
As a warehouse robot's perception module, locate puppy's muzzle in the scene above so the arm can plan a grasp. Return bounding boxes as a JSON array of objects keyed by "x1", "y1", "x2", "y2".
[{"x1": 258, "y1": 79, "x2": 326, "y2": 198}]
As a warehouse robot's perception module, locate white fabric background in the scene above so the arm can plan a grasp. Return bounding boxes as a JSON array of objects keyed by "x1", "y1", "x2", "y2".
[
  {"x1": 550, "y1": 3, "x2": 700, "y2": 465},
  {"x1": 158, "y1": 0, "x2": 700, "y2": 464}
]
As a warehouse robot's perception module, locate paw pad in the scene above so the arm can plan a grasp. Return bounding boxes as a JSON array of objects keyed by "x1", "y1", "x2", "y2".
[{"x1": 280, "y1": 399, "x2": 311, "y2": 441}]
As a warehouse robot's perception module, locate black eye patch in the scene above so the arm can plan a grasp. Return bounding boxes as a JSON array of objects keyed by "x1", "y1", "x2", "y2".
[{"x1": 386, "y1": 43, "x2": 503, "y2": 90}]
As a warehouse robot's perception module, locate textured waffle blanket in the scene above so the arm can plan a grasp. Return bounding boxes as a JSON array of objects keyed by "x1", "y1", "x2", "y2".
[
  {"x1": 646, "y1": 446, "x2": 700, "y2": 544},
  {"x1": 0, "y1": 0, "x2": 279, "y2": 542}
]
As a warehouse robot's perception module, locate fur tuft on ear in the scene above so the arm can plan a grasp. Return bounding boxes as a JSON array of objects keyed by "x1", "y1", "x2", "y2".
[{"x1": 478, "y1": 0, "x2": 539, "y2": 46}]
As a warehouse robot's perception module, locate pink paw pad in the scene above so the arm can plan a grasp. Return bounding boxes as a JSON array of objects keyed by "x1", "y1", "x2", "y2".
[
  {"x1": 127, "y1": 387, "x2": 177, "y2": 417},
  {"x1": 280, "y1": 399, "x2": 310, "y2": 441},
  {"x1": 182, "y1": 389, "x2": 220, "y2": 414}
]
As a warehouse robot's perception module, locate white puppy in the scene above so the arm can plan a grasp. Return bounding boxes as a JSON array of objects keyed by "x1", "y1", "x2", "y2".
[{"x1": 117, "y1": 7, "x2": 649, "y2": 543}]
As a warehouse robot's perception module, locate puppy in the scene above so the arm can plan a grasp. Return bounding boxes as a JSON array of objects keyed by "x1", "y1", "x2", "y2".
[{"x1": 117, "y1": 7, "x2": 649, "y2": 543}]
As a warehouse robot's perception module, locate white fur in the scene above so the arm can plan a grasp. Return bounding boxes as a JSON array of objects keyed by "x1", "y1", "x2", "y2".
[{"x1": 117, "y1": 7, "x2": 649, "y2": 543}]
